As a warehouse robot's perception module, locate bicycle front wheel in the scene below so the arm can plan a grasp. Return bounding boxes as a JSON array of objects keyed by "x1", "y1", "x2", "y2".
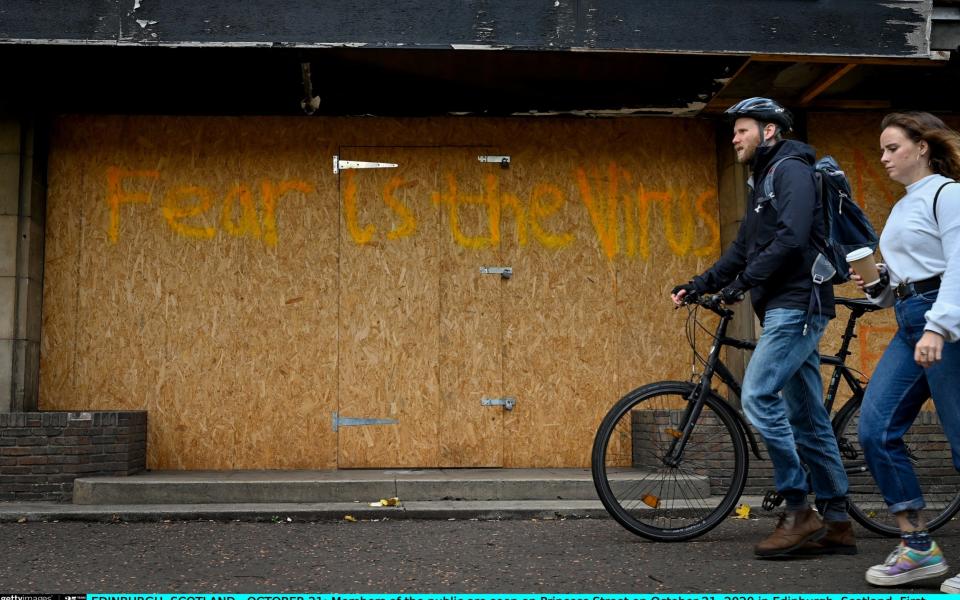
[
  {"x1": 591, "y1": 381, "x2": 748, "y2": 542},
  {"x1": 834, "y1": 396, "x2": 960, "y2": 536}
]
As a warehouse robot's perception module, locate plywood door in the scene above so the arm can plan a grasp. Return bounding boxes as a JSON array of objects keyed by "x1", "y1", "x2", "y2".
[
  {"x1": 337, "y1": 147, "x2": 504, "y2": 467},
  {"x1": 437, "y1": 151, "x2": 505, "y2": 467},
  {"x1": 498, "y1": 145, "x2": 623, "y2": 467}
]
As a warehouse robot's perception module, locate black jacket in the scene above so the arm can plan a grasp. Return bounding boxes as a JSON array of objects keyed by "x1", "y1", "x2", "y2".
[{"x1": 694, "y1": 140, "x2": 835, "y2": 323}]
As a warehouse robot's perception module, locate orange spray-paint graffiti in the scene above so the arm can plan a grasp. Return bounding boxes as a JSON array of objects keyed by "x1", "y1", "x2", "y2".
[
  {"x1": 106, "y1": 166, "x2": 315, "y2": 246},
  {"x1": 858, "y1": 325, "x2": 898, "y2": 375},
  {"x1": 340, "y1": 162, "x2": 721, "y2": 260},
  {"x1": 106, "y1": 163, "x2": 720, "y2": 259}
]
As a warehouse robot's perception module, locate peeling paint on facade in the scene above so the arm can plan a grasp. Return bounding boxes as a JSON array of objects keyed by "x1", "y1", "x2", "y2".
[{"x1": 0, "y1": 1, "x2": 935, "y2": 58}]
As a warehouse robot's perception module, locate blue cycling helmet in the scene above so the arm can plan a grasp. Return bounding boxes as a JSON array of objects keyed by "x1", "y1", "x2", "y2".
[{"x1": 724, "y1": 97, "x2": 793, "y2": 132}]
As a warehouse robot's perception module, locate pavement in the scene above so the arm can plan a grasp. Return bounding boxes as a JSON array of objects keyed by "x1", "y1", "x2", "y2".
[
  {"x1": 6, "y1": 517, "x2": 952, "y2": 593},
  {"x1": 0, "y1": 468, "x2": 772, "y2": 523}
]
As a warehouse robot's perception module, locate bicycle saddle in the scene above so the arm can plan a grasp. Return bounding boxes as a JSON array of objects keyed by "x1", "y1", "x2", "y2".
[{"x1": 835, "y1": 296, "x2": 883, "y2": 312}]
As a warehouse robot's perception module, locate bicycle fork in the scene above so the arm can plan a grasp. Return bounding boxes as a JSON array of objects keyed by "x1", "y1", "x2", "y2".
[
  {"x1": 662, "y1": 388, "x2": 708, "y2": 468},
  {"x1": 662, "y1": 338, "x2": 727, "y2": 468}
]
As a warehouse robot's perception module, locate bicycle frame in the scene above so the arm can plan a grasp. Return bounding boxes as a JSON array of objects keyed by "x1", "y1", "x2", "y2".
[
  {"x1": 592, "y1": 293, "x2": 960, "y2": 540},
  {"x1": 668, "y1": 296, "x2": 871, "y2": 467}
]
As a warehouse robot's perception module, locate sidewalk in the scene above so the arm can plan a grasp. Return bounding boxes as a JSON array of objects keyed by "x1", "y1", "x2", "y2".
[{"x1": 0, "y1": 468, "x2": 770, "y2": 522}]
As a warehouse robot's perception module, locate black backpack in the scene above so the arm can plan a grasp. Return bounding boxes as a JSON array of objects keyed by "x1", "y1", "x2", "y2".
[{"x1": 763, "y1": 155, "x2": 879, "y2": 284}]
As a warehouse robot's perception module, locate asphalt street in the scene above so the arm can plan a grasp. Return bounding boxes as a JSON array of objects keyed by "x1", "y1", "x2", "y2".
[{"x1": 3, "y1": 515, "x2": 959, "y2": 593}]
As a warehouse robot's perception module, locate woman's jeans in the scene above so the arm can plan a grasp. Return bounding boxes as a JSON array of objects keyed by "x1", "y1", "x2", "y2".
[
  {"x1": 858, "y1": 290, "x2": 960, "y2": 514},
  {"x1": 741, "y1": 308, "x2": 850, "y2": 510}
]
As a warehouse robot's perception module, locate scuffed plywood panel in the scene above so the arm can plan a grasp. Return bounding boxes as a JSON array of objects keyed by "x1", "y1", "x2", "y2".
[
  {"x1": 231, "y1": 120, "x2": 339, "y2": 468},
  {"x1": 497, "y1": 118, "x2": 720, "y2": 467},
  {"x1": 438, "y1": 149, "x2": 504, "y2": 467},
  {"x1": 336, "y1": 147, "x2": 443, "y2": 468},
  {"x1": 42, "y1": 115, "x2": 722, "y2": 469},
  {"x1": 41, "y1": 116, "x2": 340, "y2": 469},
  {"x1": 39, "y1": 120, "x2": 86, "y2": 408}
]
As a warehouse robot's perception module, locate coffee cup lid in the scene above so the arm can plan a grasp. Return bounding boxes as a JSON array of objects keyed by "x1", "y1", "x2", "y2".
[{"x1": 845, "y1": 247, "x2": 874, "y2": 261}]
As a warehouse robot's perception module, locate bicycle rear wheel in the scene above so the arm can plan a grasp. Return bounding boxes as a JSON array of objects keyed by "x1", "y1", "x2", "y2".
[
  {"x1": 834, "y1": 396, "x2": 960, "y2": 536},
  {"x1": 591, "y1": 381, "x2": 748, "y2": 542}
]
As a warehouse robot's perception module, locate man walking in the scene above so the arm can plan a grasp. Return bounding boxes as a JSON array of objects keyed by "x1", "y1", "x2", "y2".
[{"x1": 671, "y1": 97, "x2": 855, "y2": 558}]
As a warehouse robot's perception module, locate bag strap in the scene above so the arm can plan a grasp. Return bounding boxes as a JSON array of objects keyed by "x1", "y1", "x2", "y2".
[
  {"x1": 933, "y1": 180, "x2": 959, "y2": 227},
  {"x1": 761, "y1": 156, "x2": 805, "y2": 200}
]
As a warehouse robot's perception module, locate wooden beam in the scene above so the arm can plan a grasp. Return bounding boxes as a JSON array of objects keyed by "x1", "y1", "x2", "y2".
[
  {"x1": 807, "y1": 99, "x2": 892, "y2": 110},
  {"x1": 750, "y1": 53, "x2": 949, "y2": 66},
  {"x1": 798, "y1": 64, "x2": 857, "y2": 106},
  {"x1": 702, "y1": 57, "x2": 755, "y2": 113}
]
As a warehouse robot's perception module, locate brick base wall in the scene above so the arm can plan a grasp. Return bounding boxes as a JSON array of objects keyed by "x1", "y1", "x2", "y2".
[{"x1": 0, "y1": 411, "x2": 146, "y2": 502}]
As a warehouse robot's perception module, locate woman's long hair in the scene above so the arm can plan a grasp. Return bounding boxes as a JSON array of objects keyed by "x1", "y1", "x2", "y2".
[{"x1": 881, "y1": 112, "x2": 960, "y2": 180}]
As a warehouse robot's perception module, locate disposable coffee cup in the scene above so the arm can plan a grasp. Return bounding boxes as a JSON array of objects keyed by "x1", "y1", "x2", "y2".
[{"x1": 846, "y1": 247, "x2": 880, "y2": 287}]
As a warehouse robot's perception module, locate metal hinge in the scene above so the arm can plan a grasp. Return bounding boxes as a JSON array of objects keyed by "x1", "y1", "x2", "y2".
[
  {"x1": 480, "y1": 266, "x2": 512, "y2": 279},
  {"x1": 478, "y1": 155, "x2": 510, "y2": 169},
  {"x1": 332, "y1": 411, "x2": 399, "y2": 432},
  {"x1": 333, "y1": 155, "x2": 399, "y2": 174},
  {"x1": 481, "y1": 396, "x2": 516, "y2": 411}
]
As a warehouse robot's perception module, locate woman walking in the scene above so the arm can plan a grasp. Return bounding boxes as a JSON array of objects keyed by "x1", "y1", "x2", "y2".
[{"x1": 850, "y1": 112, "x2": 960, "y2": 591}]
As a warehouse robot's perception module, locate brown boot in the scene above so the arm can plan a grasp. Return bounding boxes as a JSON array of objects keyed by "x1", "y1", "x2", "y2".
[
  {"x1": 754, "y1": 507, "x2": 826, "y2": 558},
  {"x1": 793, "y1": 520, "x2": 858, "y2": 555}
]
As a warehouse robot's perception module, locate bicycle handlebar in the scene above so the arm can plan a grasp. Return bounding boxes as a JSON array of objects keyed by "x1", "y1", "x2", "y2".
[{"x1": 678, "y1": 293, "x2": 735, "y2": 316}]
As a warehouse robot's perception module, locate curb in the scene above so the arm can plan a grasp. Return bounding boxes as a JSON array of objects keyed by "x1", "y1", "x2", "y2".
[{"x1": 0, "y1": 497, "x2": 776, "y2": 523}]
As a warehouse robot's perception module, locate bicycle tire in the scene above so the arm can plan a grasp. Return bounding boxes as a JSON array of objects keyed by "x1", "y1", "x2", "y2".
[
  {"x1": 833, "y1": 395, "x2": 960, "y2": 536},
  {"x1": 591, "y1": 380, "x2": 748, "y2": 542}
]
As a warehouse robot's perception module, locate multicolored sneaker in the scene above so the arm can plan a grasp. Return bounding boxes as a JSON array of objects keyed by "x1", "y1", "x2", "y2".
[
  {"x1": 865, "y1": 542, "x2": 949, "y2": 586},
  {"x1": 941, "y1": 574, "x2": 960, "y2": 594}
]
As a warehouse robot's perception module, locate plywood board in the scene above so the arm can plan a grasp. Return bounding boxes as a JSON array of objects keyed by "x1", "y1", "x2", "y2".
[
  {"x1": 41, "y1": 116, "x2": 342, "y2": 469},
  {"x1": 41, "y1": 115, "x2": 724, "y2": 469},
  {"x1": 475, "y1": 118, "x2": 723, "y2": 468},
  {"x1": 336, "y1": 147, "x2": 443, "y2": 468},
  {"x1": 437, "y1": 149, "x2": 504, "y2": 467}
]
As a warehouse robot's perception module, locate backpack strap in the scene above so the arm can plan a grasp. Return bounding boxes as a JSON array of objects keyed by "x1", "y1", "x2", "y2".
[
  {"x1": 761, "y1": 156, "x2": 825, "y2": 336},
  {"x1": 761, "y1": 156, "x2": 806, "y2": 201},
  {"x1": 764, "y1": 156, "x2": 829, "y2": 257},
  {"x1": 933, "y1": 180, "x2": 959, "y2": 227}
]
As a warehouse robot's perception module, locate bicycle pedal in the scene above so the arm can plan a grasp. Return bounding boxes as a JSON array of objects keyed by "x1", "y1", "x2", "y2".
[
  {"x1": 838, "y1": 438, "x2": 858, "y2": 460},
  {"x1": 762, "y1": 490, "x2": 784, "y2": 511}
]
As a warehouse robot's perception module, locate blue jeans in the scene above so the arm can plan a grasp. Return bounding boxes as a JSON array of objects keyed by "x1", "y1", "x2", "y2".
[
  {"x1": 741, "y1": 308, "x2": 849, "y2": 506},
  {"x1": 858, "y1": 290, "x2": 960, "y2": 514}
]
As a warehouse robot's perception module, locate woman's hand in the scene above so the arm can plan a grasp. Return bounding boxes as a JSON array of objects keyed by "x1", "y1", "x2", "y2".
[
  {"x1": 849, "y1": 268, "x2": 866, "y2": 292},
  {"x1": 915, "y1": 330, "x2": 945, "y2": 368},
  {"x1": 850, "y1": 264, "x2": 887, "y2": 297}
]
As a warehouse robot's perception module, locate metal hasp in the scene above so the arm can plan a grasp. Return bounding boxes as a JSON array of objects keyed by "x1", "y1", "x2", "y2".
[
  {"x1": 332, "y1": 411, "x2": 399, "y2": 432},
  {"x1": 481, "y1": 396, "x2": 516, "y2": 411},
  {"x1": 333, "y1": 155, "x2": 399, "y2": 174},
  {"x1": 478, "y1": 155, "x2": 510, "y2": 169},
  {"x1": 480, "y1": 266, "x2": 512, "y2": 279}
]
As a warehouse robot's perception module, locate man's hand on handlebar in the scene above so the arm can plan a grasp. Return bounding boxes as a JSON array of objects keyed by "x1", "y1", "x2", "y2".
[
  {"x1": 720, "y1": 283, "x2": 746, "y2": 305},
  {"x1": 671, "y1": 282, "x2": 700, "y2": 306}
]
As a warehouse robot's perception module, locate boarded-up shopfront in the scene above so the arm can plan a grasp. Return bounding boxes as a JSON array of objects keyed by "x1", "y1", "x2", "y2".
[
  {"x1": 39, "y1": 116, "x2": 722, "y2": 470},
  {"x1": 36, "y1": 109, "x2": 960, "y2": 471}
]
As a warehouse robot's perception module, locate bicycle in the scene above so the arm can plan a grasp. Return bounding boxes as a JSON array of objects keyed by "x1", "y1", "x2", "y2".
[{"x1": 591, "y1": 293, "x2": 960, "y2": 542}]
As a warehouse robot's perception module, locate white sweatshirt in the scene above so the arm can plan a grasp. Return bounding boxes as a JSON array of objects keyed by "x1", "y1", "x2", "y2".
[{"x1": 869, "y1": 174, "x2": 960, "y2": 342}]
